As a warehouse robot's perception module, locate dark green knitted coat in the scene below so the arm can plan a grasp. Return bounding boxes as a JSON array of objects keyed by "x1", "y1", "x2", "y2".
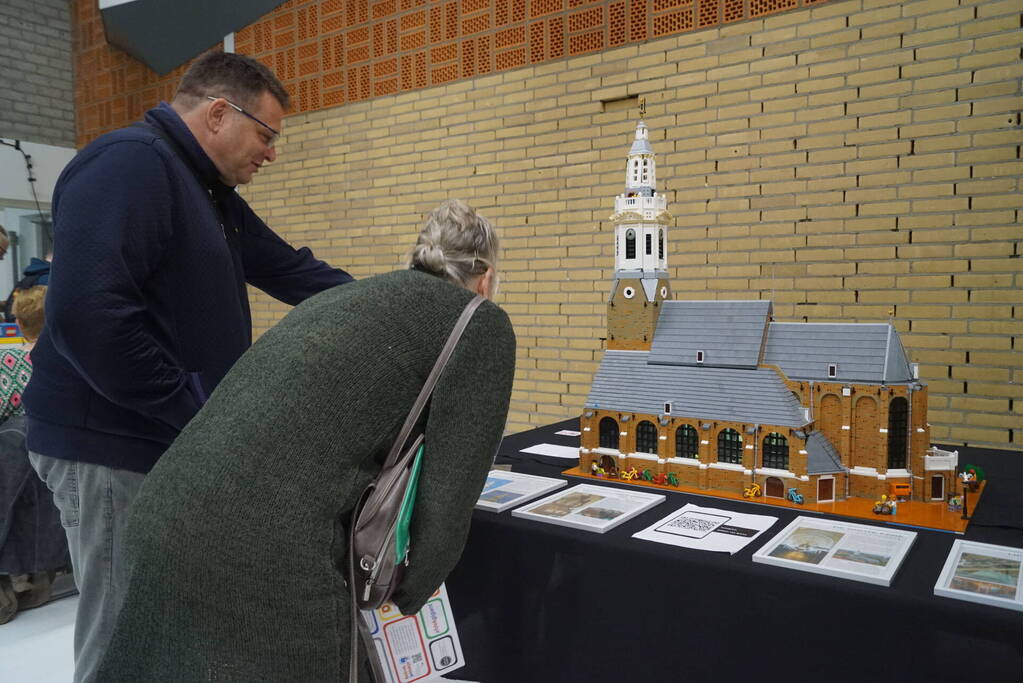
[{"x1": 95, "y1": 269, "x2": 516, "y2": 682}]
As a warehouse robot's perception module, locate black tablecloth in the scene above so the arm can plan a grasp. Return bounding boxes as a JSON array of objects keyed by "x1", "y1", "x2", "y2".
[{"x1": 445, "y1": 419, "x2": 1023, "y2": 683}]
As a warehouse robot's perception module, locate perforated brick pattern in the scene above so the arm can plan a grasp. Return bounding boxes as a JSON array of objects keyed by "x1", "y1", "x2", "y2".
[
  {"x1": 608, "y1": 1, "x2": 626, "y2": 46},
  {"x1": 529, "y1": 22, "x2": 545, "y2": 62},
  {"x1": 751, "y1": 0, "x2": 797, "y2": 18},
  {"x1": 72, "y1": 0, "x2": 833, "y2": 145},
  {"x1": 697, "y1": 0, "x2": 718, "y2": 27},
  {"x1": 549, "y1": 16, "x2": 565, "y2": 58},
  {"x1": 723, "y1": 0, "x2": 745, "y2": 22},
  {"x1": 629, "y1": 0, "x2": 648, "y2": 41},
  {"x1": 652, "y1": 6, "x2": 693, "y2": 37}
]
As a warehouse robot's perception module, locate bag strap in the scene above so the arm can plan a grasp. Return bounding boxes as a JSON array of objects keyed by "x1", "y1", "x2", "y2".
[
  {"x1": 349, "y1": 293, "x2": 485, "y2": 683},
  {"x1": 381, "y1": 294, "x2": 485, "y2": 470}
]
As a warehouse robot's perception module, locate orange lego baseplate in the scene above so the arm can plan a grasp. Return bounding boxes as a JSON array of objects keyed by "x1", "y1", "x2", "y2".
[{"x1": 563, "y1": 466, "x2": 986, "y2": 534}]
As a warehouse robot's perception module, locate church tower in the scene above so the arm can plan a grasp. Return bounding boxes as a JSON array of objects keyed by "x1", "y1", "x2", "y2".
[{"x1": 607, "y1": 107, "x2": 672, "y2": 350}]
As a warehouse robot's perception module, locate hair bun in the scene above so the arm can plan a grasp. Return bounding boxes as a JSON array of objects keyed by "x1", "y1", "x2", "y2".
[
  {"x1": 414, "y1": 242, "x2": 446, "y2": 274},
  {"x1": 405, "y1": 200, "x2": 498, "y2": 288}
]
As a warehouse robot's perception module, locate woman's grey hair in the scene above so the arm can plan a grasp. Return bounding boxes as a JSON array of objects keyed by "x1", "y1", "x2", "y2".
[{"x1": 407, "y1": 200, "x2": 499, "y2": 288}]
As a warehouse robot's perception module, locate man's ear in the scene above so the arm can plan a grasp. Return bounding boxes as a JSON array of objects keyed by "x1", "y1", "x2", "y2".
[{"x1": 205, "y1": 98, "x2": 229, "y2": 134}]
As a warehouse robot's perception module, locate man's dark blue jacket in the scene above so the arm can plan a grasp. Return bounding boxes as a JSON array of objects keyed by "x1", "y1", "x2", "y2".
[{"x1": 24, "y1": 103, "x2": 353, "y2": 473}]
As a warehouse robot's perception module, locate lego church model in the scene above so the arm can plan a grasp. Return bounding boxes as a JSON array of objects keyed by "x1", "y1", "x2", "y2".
[{"x1": 577, "y1": 118, "x2": 960, "y2": 509}]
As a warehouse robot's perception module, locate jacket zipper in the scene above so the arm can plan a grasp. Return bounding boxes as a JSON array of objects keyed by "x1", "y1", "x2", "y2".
[{"x1": 208, "y1": 189, "x2": 227, "y2": 240}]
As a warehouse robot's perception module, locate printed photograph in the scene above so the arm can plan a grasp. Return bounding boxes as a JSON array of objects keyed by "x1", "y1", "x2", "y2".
[
  {"x1": 478, "y1": 490, "x2": 522, "y2": 504},
  {"x1": 949, "y1": 552, "x2": 1020, "y2": 599},
  {"x1": 833, "y1": 549, "x2": 892, "y2": 568},
  {"x1": 768, "y1": 527, "x2": 845, "y2": 565},
  {"x1": 482, "y1": 476, "x2": 513, "y2": 493},
  {"x1": 579, "y1": 506, "x2": 624, "y2": 520},
  {"x1": 530, "y1": 492, "x2": 604, "y2": 518}
]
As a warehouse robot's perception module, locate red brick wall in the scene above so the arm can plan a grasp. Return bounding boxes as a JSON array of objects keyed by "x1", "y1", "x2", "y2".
[{"x1": 72, "y1": 0, "x2": 830, "y2": 146}]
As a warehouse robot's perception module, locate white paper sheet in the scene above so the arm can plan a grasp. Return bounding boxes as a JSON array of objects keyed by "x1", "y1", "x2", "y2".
[
  {"x1": 364, "y1": 583, "x2": 465, "y2": 682},
  {"x1": 476, "y1": 470, "x2": 568, "y2": 512},
  {"x1": 632, "y1": 503, "x2": 779, "y2": 554},
  {"x1": 519, "y1": 443, "x2": 580, "y2": 459},
  {"x1": 512, "y1": 483, "x2": 664, "y2": 533},
  {"x1": 555, "y1": 430, "x2": 581, "y2": 436},
  {"x1": 752, "y1": 516, "x2": 917, "y2": 587},
  {"x1": 934, "y1": 539, "x2": 1023, "y2": 612}
]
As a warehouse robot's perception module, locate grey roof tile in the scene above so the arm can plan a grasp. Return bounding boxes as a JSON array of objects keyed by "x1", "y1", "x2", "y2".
[
  {"x1": 648, "y1": 300, "x2": 772, "y2": 368},
  {"x1": 585, "y1": 350, "x2": 807, "y2": 427},
  {"x1": 883, "y1": 330, "x2": 915, "y2": 383},
  {"x1": 764, "y1": 323, "x2": 914, "y2": 383},
  {"x1": 806, "y1": 431, "x2": 846, "y2": 475}
]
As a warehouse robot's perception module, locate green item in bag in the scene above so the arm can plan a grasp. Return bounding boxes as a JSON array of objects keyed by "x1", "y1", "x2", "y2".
[{"x1": 394, "y1": 443, "x2": 424, "y2": 563}]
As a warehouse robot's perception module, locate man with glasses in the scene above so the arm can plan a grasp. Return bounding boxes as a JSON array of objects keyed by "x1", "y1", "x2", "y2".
[{"x1": 24, "y1": 51, "x2": 354, "y2": 683}]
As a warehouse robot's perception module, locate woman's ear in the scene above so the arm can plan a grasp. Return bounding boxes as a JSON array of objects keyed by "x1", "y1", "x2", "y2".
[{"x1": 474, "y1": 268, "x2": 495, "y2": 299}]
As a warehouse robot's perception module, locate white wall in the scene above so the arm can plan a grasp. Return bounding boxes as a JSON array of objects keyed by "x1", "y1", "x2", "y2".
[
  {"x1": 0, "y1": 139, "x2": 75, "y2": 205},
  {"x1": 0, "y1": 139, "x2": 74, "y2": 299}
]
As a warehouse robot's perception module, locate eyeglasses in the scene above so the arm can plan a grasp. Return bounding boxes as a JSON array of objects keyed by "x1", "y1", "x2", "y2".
[{"x1": 207, "y1": 96, "x2": 279, "y2": 148}]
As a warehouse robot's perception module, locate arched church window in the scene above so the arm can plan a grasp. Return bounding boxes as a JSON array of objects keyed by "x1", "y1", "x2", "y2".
[
  {"x1": 636, "y1": 421, "x2": 658, "y2": 454},
  {"x1": 645, "y1": 233, "x2": 652, "y2": 255},
  {"x1": 717, "y1": 429, "x2": 742, "y2": 464},
  {"x1": 626, "y1": 229, "x2": 636, "y2": 259},
  {"x1": 658, "y1": 229, "x2": 664, "y2": 259},
  {"x1": 762, "y1": 433, "x2": 789, "y2": 470},
  {"x1": 599, "y1": 417, "x2": 619, "y2": 450},
  {"x1": 676, "y1": 424, "x2": 698, "y2": 458},
  {"x1": 888, "y1": 397, "x2": 908, "y2": 469}
]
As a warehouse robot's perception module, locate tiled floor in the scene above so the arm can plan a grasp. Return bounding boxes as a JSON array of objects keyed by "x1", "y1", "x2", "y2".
[{"x1": 0, "y1": 594, "x2": 76, "y2": 682}]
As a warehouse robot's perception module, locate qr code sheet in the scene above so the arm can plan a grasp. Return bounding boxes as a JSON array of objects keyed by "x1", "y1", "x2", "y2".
[{"x1": 663, "y1": 515, "x2": 719, "y2": 534}]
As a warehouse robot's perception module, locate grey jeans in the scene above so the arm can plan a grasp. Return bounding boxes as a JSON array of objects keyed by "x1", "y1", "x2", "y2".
[{"x1": 29, "y1": 453, "x2": 145, "y2": 683}]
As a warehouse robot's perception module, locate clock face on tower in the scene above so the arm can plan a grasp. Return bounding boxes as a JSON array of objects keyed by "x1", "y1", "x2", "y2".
[{"x1": 607, "y1": 277, "x2": 672, "y2": 351}]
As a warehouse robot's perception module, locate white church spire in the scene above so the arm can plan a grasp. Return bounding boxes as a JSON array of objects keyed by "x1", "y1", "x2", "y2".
[
  {"x1": 610, "y1": 101, "x2": 670, "y2": 278},
  {"x1": 625, "y1": 120, "x2": 656, "y2": 195}
]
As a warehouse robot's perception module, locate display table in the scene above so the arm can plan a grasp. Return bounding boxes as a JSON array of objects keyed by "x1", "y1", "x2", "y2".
[{"x1": 445, "y1": 419, "x2": 1023, "y2": 683}]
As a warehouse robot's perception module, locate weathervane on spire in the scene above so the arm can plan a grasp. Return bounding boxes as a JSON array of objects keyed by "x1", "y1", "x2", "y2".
[{"x1": 639, "y1": 97, "x2": 646, "y2": 118}]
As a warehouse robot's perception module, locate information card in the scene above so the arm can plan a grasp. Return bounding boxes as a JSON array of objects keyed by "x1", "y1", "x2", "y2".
[
  {"x1": 364, "y1": 583, "x2": 465, "y2": 682},
  {"x1": 632, "y1": 503, "x2": 779, "y2": 554}
]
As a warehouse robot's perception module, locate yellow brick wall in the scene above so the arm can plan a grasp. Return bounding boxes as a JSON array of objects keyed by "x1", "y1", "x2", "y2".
[{"x1": 241, "y1": 0, "x2": 1023, "y2": 451}]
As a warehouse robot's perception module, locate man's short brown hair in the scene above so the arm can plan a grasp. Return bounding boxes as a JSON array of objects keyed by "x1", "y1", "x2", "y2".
[
  {"x1": 174, "y1": 51, "x2": 290, "y2": 111},
  {"x1": 13, "y1": 285, "x2": 46, "y2": 341}
]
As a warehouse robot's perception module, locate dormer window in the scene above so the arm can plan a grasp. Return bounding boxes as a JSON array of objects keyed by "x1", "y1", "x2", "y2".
[
  {"x1": 827, "y1": 363, "x2": 838, "y2": 378},
  {"x1": 664, "y1": 402, "x2": 672, "y2": 415},
  {"x1": 697, "y1": 350, "x2": 705, "y2": 363}
]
